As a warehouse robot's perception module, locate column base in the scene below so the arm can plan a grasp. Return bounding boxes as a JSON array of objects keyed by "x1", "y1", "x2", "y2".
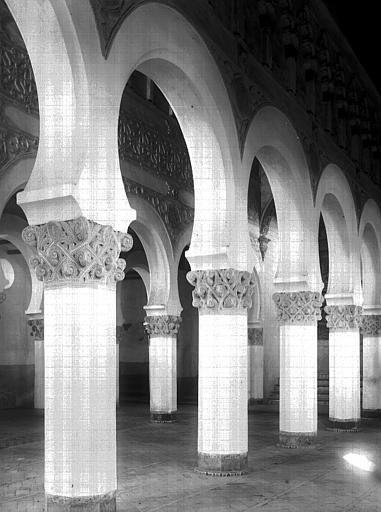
[
  {"x1": 196, "y1": 452, "x2": 248, "y2": 476},
  {"x1": 326, "y1": 419, "x2": 360, "y2": 432},
  {"x1": 150, "y1": 412, "x2": 177, "y2": 423},
  {"x1": 278, "y1": 431, "x2": 316, "y2": 449},
  {"x1": 46, "y1": 491, "x2": 116, "y2": 511},
  {"x1": 362, "y1": 409, "x2": 381, "y2": 419}
]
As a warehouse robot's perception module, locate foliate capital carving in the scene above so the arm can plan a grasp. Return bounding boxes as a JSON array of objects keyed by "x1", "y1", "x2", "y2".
[
  {"x1": 186, "y1": 269, "x2": 255, "y2": 311},
  {"x1": 361, "y1": 315, "x2": 381, "y2": 336},
  {"x1": 273, "y1": 291, "x2": 323, "y2": 324},
  {"x1": 0, "y1": 292, "x2": 5, "y2": 305},
  {"x1": 144, "y1": 315, "x2": 182, "y2": 337},
  {"x1": 324, "y1": 305, "x2": 362, "y2": 330},
  {"x1": 22, "y1": 217, "x2": 133, "y2": 288},
  {"x1": 28, "y1": 318, "x2": 44, "y2": 341},
  {"x1": 248, "y1": 327, "x2": 263, "y2": 346}
]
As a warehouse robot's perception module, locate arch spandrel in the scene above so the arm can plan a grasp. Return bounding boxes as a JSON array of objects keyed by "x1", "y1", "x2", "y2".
[{"x1": 243, "y1": 105, "x2": 321, "y2": 292}]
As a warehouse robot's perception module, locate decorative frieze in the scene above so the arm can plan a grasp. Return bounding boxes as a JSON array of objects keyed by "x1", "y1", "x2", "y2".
[
  {"x1": 0, "y1": 37, "x2": 38, "y2": 113},
  {"x1": 324, "y1": 305, "x2": 362, "y2": 330},
  {"x1": 248, "y1": 327, "x2": 263, "y2": 346},
  {"x1": 22, "y1": 217, "x2": 133, "y2": 288},
  {"x1": 186, "y1": 269, "x2": 255, "y2": 311},
  {"x1": 361, "y1": 315, "x2": 381, "y2": 336},
  {"x1": 144, "y1": 315, "x2": 182, "y2": 337},
  {"x1": 119, "y1": 110, "x2": 193, "y2": 191},
  {"x1": 28, "y1": 318, "x2": 44, "y2": 341},
  {"x1": 0, "y1": 120, "x2": 39, "y2": 173},
  {"x1": 273, "y1": 291, "x2": 323, "y2": 324},
  {"x1": 122, "y1": 177, "x2": 194, "y2": 245}
]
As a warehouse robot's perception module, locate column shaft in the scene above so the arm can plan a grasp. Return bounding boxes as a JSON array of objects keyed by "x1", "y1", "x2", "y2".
[
  {"x1": 144, "y1": 315, "x2": 181, "y2": 422},
  {"x1": 198, "y1": 311, "x2": 248, "y2": 473},
  {"x1": 23, "y1": 217, "x2": 132, "y2": 511},
  {"x1": 361, "y1": 315, "x2": 381, "y2": 418},
  {"x1": 35, "y1": 339, "x2": 44, "y2": 409},
  {"x1": 279, "y1": 324, "x2": 317, "y2": 445},
  {"x1": 325, "y1": 305, "x2": 362, "y2": 431},
  {"x1": 248, "y1": 327, "x2": 263, "y2": 402},
  {"x1": 273, "y1": 291, "x2": 322, "y2": 448},
  {"x1": 187, "y1": 268, "x2": 255, "y2": 475}
]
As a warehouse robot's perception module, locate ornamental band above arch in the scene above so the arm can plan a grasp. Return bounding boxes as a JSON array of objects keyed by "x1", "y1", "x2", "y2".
[
  {"x1": 21, "y1": 217, "x2": 133, "y2": 287},
  {"x1": 186, "y1": 269, "x2": 256, "y2": 311}
]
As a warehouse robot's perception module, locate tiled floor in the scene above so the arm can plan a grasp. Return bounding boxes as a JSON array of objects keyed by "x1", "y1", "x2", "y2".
[{"x1": 1, "y1": 404, "x2": 381, "y2": 511}]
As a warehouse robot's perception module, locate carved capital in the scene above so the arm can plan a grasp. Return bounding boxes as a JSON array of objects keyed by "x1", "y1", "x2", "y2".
[
  {"x1": 324, "y1": 305, "x2": 362, "y2": 330},
  {"x1": 0, "y1": 292, "x2": 5, "y2": 305},
  {"x1": 186, "y1": 269, "x2": 255, "y2": 311},
  {"x1": 273, "y1": 291, "x2": 323, "y2": 324},
  {"x1": 22, "y1": 217, "x2": 133, "y2": 288},
  {"x1": 28, "y1": 318, "x2": 44, "y2": 341},
  {"x1": 144, "y1": 315, "x2": 182, "y2": 337},
  {"x1": 361, "y1": 315, "x2": 381, "y2": 336},
  {"x1": 248, "y1": 327, "x2": 263, "y2": 346}
]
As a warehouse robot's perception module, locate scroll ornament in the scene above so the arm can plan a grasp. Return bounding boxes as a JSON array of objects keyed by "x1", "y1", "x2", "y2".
[
  {"x1": 361, "y1": 315, "x2": 381, "y2": 336},
  {"x1": 324, "y1": 305, "x2": 362, "y2": 330},
  {"x1": 144, "y1": 315, "x2": 182, "y2": 336},
  {"x1": 186, "y1": 269, "x2": 255, "y2": 310},
  {"x1": 22, "y1": 217, "x2": 133, "y2": 287},
  {"x1": 273, "y1": 291, "x2": 323, "y2": 324}
]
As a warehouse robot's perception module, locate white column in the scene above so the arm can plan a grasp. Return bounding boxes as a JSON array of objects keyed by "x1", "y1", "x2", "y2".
[
  {"x1": 361, "y1": 315, "x2": 381, "y2": 418},
  {"x1": 187, "y1": 269, "x2": 255, "y2": 475},
  {"x1": 325, "y1": 305, "x2": 362, "y2": 431},
  {"x1": 273, "y1": 292, "x2": 322, "y2": 447},
  {"x1": 28, "y1": 317, "x2": 45, "y2": 409},
  {"x1": 116, "y1": 326, "x2": 123, "y2": 406},
  {"x1": 144, "y1": 314, "x2": 181, "y2": 422},
  {"x1": 23, "y1": 217, "x2": 132, "y2": 512},
  {"x1": 248, "y1": 325, "x2": 263, "y2": 402}
]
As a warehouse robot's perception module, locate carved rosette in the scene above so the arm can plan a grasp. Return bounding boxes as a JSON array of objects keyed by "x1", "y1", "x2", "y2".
[
  {"x1": 28, "y1": 318, "x2": 44, "y2": 341},
  {"x1": 273, "y1": 291, "x2": 323, "y2": 324},
  {"x1": 248, "y1": 327, "x2": 263, "y2": 346},
  {"x1": 324, "y1": 305, "x2": 362, "y2": 330},
  {"x1": 361, "y1": 315, "x2": 381, "y2": 336},
  {"x1": 22, "y1": 217, "x2": 133, "y2": 288},
  {"x1": 144, "y1": 315, "x2": 182, "y2": 337},
  {"x1": 186, "y1": 269, "x2": 255, "y2": 311}
]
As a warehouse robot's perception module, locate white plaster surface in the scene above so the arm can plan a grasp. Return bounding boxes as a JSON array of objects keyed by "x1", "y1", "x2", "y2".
[
  {"x1": 198, "y1": 312, "x2": 247, "y2": 455},
  {"x1": 279, "y1": 324, "x2": 317, "y2": 434},
  {"x1": 329, "y1": 330, "x2": 360, "y2": 421},
  {"x1": 44, "y1": 286, "x2": 116, "y2": 497},
  {"x1": 149, "y1": 336, "x2": 176, "y2": 413},
  {"x1": 249, "y1": 345, "x2": 263, "y2": 400},
  {"x1": 34, "y1": 339, "x2": 44, "y2": 409},
  {"x1": 363, "y1": 335, "x2": 381, "y2": 410}
]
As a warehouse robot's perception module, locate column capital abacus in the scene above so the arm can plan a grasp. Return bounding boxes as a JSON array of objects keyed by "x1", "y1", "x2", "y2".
[
  {"x1": 144, "y1": 315, "x2": 182, "y2": 337},
  {"x1": 28, "y1": 317, "x2": 44, "y2": 341},
  {"x1": 186, "y1": 268, "x2": 255, "y2": 311},
  {"x1": 22, "y1": 216, "x2": 133, "y2": 288},
  {"x1": 324, "y1": 305, "x2": 362, "y2": 330},
  {"x1": 273, "y1": 291, "x2": 323, "y2": 324},
  {"x1": 361, "y1": 315, "x2": 381, "y2": 336}
]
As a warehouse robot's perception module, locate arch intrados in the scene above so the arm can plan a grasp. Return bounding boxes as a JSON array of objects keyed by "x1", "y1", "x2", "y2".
[{"x1": 243, "y1": 106, "x2": 311, "y2": 198}]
